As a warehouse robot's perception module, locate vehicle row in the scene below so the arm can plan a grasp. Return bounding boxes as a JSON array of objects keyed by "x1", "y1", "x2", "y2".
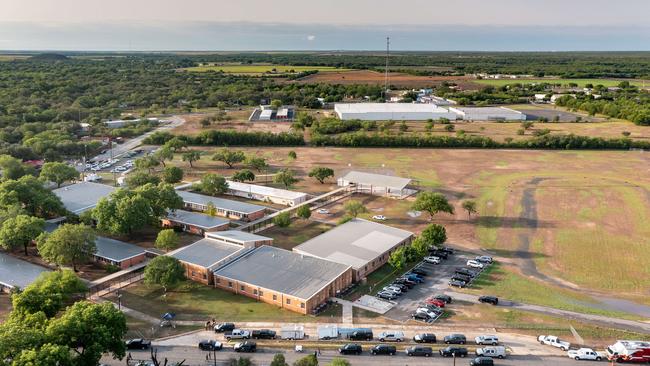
[{"x1": 449, "y1": 255, "x2": 493, "y2": 288}]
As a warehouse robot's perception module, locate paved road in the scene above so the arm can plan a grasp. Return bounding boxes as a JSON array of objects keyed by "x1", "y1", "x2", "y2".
[{"x1": 101, "y1": 345, "x2": 582, "y2": 366}]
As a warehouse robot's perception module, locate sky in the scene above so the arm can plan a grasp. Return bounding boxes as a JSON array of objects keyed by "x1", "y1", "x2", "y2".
[{"x1": 1, "y1": 0, "x2": 649, "y2": 51}]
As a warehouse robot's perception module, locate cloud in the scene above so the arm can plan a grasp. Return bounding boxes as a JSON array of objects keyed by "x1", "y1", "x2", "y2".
[{"x1": 307, "y1": 35, "x2": 316, "y2": 41}]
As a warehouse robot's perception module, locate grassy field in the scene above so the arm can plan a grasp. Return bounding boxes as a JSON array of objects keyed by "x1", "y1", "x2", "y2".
[
  {"x1": 475, "y1": 78, "x2": 647, "y2": 88},
  {"x1": 183, "y1": 64, "x2": 351, "y2": 74},
  {"x1": 259, "y1": 220, "x2": 334, "y2": 250}
]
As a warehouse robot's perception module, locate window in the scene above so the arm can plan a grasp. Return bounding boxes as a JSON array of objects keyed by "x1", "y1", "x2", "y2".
[
  {"x1": 191, "y1": 271, "x2": 196, "y2": 277},
  {"x1": 286, "y1": 298, "x2": 291, "y2": 305},
  {"x1": 240, "y1": 285, "x2": 245, "y2": 291},
  {"x1": 216, "y1": 278, "x2": 221, "y2": 284},
  {"x1": 253, "y1": 289, "x2": 258, "y2": 295},
  {"x1": 273, "y1": 295, "x2": 277, "y2": 301},
  {"x1": 301, "y1": 303, "x2": 305, "y2": 309},
  {"x1": 203, "y1": 273, "x2": 207, "y2": 279},
  {"x1": 259, "y1": 290, "x2": 264, "y2": 296},
  {"x1": 228, "y1": 281, "x2": 233, "y2": 288}
]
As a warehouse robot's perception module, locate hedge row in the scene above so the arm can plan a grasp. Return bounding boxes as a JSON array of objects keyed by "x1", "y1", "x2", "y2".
[{"x1": 143, "y1": 130, "x2": 305, "y2": 146}]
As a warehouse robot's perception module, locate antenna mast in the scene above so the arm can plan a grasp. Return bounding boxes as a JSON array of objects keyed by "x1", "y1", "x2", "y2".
[{"x1": 385, "y1": 36, "x2": 390, "y2": 100}]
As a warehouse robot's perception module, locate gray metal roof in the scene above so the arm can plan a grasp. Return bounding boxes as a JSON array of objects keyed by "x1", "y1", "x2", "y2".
[
  {"x1": 225, "y1": 180, "x2": 308, "y2": 200},
  {"x1": 169, "y1": 238, "x2": 245, "y2": 269},
  {"x1": 205, "y1": 230, "x2": 272, "y2": 244},
  {"x1": 339, "y1": 171, "x2": 411, "y2": 190},
  {"x1": 53, "y1": 182, "x2": 117, "y2": 214},
  {"x1": 94, "y1": 236, "x2": 146, "y2": 262},
  {"x1": 214, "y1": 246, "x2": 350, "y2": 300},
  {"x1": 166, "y1": 209, "x2": 230, "y2": 230},
  {"x1": 0, "y1": 252, "x2": 51, "y2": 289},
  {"x1": 293, "y1": 218, "x2": 413, "y2": 270},
  {"x1": 177, "y1": 190, "x2": 266, "y2": 215}
]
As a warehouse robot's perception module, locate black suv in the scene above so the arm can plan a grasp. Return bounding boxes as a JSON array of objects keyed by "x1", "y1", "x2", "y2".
[
  {"x1": 125, "y1": 339, "x2": 151, "y2": 350},
  {"x1": 410, "y1": 267, "x2": 429, "y2": 276},
  {"x1": 444, "y1": 334, "x2": 467, "y2": 344},
  {"x1": 478, "y1": 296, "x2": 499, "y2": 305},
  {"x1": 198, "y1": 340, "x2": 222, "y2": 351},
  {"x1": 251, "y1": 329, "x2": 276, "y2": 339},
  {"x1": 434, "y1": 294, "x2": 452, "y2": 303},
  {"x1": 455, "y1": 268, "x2": 478, "y2": 277},
  {"x1": 390, "y1": 283, "x2": 409, "y2": 292},
  {"x1": 214, "y1": 322, "x2": 235, "y2": 333},
  {"x1": 339, "y1": 343, "x2": 362, "y2": 355},
  {"x1": 470, "y1": 356, "x2": 495, "y2": 366},
  {"x1": 441, "y1": 246, "x2": 455, "y2": 254},
  {"x1": 348, "y1": 330, "x2": 373, "y2": 341},
  {"x1": 393, "y1": 278, "x2": 416, "y2": 288},
  {"x1": 412, "y1": 312, "x2": 432, "y2": 321},
  {"x1": 452, "y1": 274, "x2": 472, "y2": 283},
  {"x1": 233, "y1": 341, "x2": 257, "y2": 353},
  {"x1": 430, "y1": 249, "x2": 448, "y2": 259},
  {"x1": 406, "y1": 346, "x2": 433, "y2": 357},
  {"x1": 413, "y1": 333, "x2": 437, "y2": 343},
  {"x1": 440, "y1": 346, "x2": 468, "y2": 357},
  {"x1": 370, "y1": 344, "x2": 396, "y2": 355}
]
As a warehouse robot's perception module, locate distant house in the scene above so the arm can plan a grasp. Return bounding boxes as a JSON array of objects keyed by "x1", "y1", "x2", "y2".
[
  {"x1": 94, "y1": 236, "x2": 147, "y2": 269},
  {"x1": 337, "y1": 171, "x2": 414, "y2": 198},
  {"x1": 168, "y1": 238, "x2": 249, "y2": 285},
  {"x1": 225, "y1": 180, "x2": 308, "y2": 207},
  {"x1": 205, "y1": 230, "x2": 273, "y2": 249},
  {"x1": 0, "y1": 252, "x2": 51, "y2": 292},
  {"x1": 176, "y1": 190, "x2": 266, "y2": 221},
  {"x1": 52, "y1": 182, "x2": 117, "y2": 215},
  {"x1": 162, "y1": 209, "x2": 230, "y2": 236}
]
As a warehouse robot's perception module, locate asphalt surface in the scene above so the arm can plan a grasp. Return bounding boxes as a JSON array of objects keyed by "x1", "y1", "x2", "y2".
[{"x1": 101, "y1": 346, "x2": 585, "y2": 366}]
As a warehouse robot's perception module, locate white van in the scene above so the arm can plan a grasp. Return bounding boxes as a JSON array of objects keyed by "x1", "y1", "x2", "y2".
[
  {"x1": 476, "y1": 346, "x2": 507, "y2": 359},
  {"x1": 378, "y1": 331, "x2": 405, "y2": 342}
]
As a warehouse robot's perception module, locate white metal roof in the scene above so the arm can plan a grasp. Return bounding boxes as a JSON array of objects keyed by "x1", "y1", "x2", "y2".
[
  {"x1": 0, "y1": 252, "x2": 51, "y2": 289},
  {"x1": 53, "y1": 182, "x2": 117, "y2": 214},
  {"x1": 449, "y1": 106, "x2": 524, "y2": 115},
  {"x1": 169, "y1": 237, "x2": 247, "y2": 270},
  {"x1": 335, "y1": 103, "x2": 450, "y2": 113},
  {"x1": 226, "y1": 180, "x2": 308, "y2": 201},
  {"x1": 166, "y1": 209, "x2": 230, "y2": 230},
  {"x1": 339, "y1": 171, "x2": 411, "y2": 190},
  {"x1": 177, "y1": 190, "x2": 266, "y2": 215},
  {"x1": 205, "y1": 230, "x2": 272, "y2": 244}
]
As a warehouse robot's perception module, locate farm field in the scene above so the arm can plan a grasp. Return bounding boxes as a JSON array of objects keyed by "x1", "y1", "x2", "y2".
[
  {"x1": 182, "y1": 64, "x2": 351, "y2": 74},
  {"x1": 293, "y1": 69, "x2": 476, "y2": 88},
  {"x1": 475, "y1": 78, "x2": 648, "y2": 88}
]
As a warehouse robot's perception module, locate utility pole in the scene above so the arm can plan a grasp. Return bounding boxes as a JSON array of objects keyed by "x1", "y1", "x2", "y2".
[{"x1": 385, "y1": 36, "x2": 390, "y2": 101}]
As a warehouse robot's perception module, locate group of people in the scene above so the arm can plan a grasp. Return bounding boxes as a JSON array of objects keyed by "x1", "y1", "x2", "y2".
[{"x1": 204, "y1": 318, "x2": 217, "y2": 330}]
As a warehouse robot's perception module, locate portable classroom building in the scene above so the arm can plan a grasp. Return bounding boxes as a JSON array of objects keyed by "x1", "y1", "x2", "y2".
[
  {"x1": 318, "y1": 325, "x2": 339, "y2": 340},
  {"x1": 281, "y1": 325, "x2": 305, "y2": 340},
  {"x1": 225, "y1": 180, "x2": 308, "y2": 206}
]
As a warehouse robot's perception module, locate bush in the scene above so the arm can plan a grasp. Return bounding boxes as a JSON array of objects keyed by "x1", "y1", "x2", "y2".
[{"x1": 273, "y1": 212, "x2": 291, "y2": 228}]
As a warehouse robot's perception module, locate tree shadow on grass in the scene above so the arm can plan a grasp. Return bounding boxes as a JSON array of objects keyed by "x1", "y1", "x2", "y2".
[{"x1": 476, "y1": 216, "x2": 554, "y2": 229}]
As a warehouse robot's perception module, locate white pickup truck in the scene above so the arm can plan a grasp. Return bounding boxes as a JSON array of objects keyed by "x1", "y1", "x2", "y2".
[
  {"x1": 225, "y1": 329, "x2": 251, "y2": 341},
  {"x1": 537, "y1": 335, "x2": 570, "y2": 351},
  {"x1": 567, "y1": 348, "x2": 603, "y2": 361}
]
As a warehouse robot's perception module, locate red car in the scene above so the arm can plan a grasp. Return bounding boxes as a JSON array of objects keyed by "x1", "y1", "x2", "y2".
[{"x1": 426, "y1": 298, "x2": 446, "y2": 308}]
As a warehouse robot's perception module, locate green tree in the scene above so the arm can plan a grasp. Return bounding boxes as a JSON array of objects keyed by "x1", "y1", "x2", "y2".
[
  {"x1": 343, "y1": 200, "x2": 367, "y2": 218},
  {"x1": 293, "y1": 354, "x2": 318, "y2": 366},
  {"x1": 411, "y1": 236, "x2": 429, "y2": 258},
  {"x1": 182, "y1": 151, "x2": 202, "y2": 168},
  {"x1": 231, "y1": 169, "x2": 256, "y2": 182},
  {"x1": 0, "y1": 214, "x2": 44, "y2": 255},
  {"x1": 36, "y1": 223, "x2": 96, "y2": 271},
  {"x1": 273, "y1": 212, "x2": 291, "y2": 228},
  {"x1": 11, "y1": 269, "x2": 86, "y2": 317},
  {"x1": 270, "y1": 99, "x2": 283, "y2": 109},
  {"x1": 462, "y1": 200, "x2": 478, "y2": 219},
  {"x1": 162, "y1": 166, "x2": 184, "y2": 184},
  {"x1": 420, "y1": 223, "x2": 447, "y2": 248},
  {"x1": 134, "y1": 155, "x2": 160, "y2": 173},
  {"x1": 155, "y1": 229, "x2": 179, "y2": 251},
  {"x1": 273, "y1": 169, "x2": 298, "y2": 188},
  {"x1": 0, "y1": 176, "x2": 65, "y2": 218},
  {"x1": 39, "y1": 162, "x2": 79, "y2": 188},
  {"x1": 12, "y1": 342, "x2": 72, "y2": 366},
  {"x1": 521, "y1": 121, "x2": 534, "y2": 132},
  {"x1": 212, "y1": 148, "x2": 245, "y2": 168},
  {"x1": 328, "y1": 358, "x2": 351, "y2": 366},
  {"x1": 388, "y1": 246, "x2": 406, "y2": 270},
  {"x1": 93, "y1": 190, "x2": 149, "y2": 235},
  {"x1": 125, "y1": 170, "x2": 161, "y2": 188},
  {"x1": 412, "y1": 191, "x2": 454, "y2": 220},
  {"x1": 0, "y1": 155, "x2": 30, "y2": 181},
  {"x1": 270, "y1": 353, "x2": 289, "y2": 366},
  {"x1": 227, "y1": 357, "x2": 254, "y2": 366},
  {"x1": 144, "y1": 256, "x2": 185, "y2": 293},
  {"x1": 198, "y1": 173, "x2": 229, "y2": 195},
  {"x1": 288, "y1": 150, "x2": 297, "y2": 160},
  {"x1": 308, "y1": 167, "x2": 334, "y2": 184},
  {"x1": 164, "y1": 137, "x2": 188, "y2": 151},
  {"x1": 153, "y1": 145, "x2": 174, "y2": 167},
  {"x1": 245, "y1": 156, "x2": 268, "y2": 172},
  {"x1": 296, "y1": 205, "x2": 311, "y2": 220}
]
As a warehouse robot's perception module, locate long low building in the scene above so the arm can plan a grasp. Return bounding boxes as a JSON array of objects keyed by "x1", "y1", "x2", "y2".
[
  {"x1": 169, "y1": 238, "x2": 249, "y2": 285},
  {"x1": 337, "y1": 171, "x2": 414, "y2": 198},
  {"x1": 162, "y1": 209, "x2": 230, "y2": 236},
  {"x1": 177, "y1": 190, "x2": 266, "y2": 222},
  {"x1": 214, "y1": 246, "x2": 353, "y2": 314},
  {"x1": 225, "y1": 180, "x2": 308, "y2": 207},
  {"x1": 94, "y1": 236, "x2": 147, "y2": 269},
  {"x1": 53, "y1": 182, "x2": 117, "y2": 215},
  {"x1": 293, "y1": 218, "x2": 414, "y2": 281},
  {"x1": 205, "y1": 230, "x2": 273, "y2": 248},
  {"x1": 334, "y1": 103, "x2": 457, "y2": 121},
  {"x1": 449, "y1": 106, "x2": 526, "y2": 121},
  {"x1": 0, "y1": 252, "x2": 51, "y2": 292}
]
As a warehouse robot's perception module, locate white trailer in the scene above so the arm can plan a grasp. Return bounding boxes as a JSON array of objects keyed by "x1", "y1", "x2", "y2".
[
  {"x1": 317, "y1": 325, "x2": 339, "y2": 340},
  {"x1": 281, "y1": 325, "x2": 305, "y2": 340}
]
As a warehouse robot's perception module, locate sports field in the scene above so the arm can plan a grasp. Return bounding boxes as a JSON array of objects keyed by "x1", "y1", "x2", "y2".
[
  {"x1": 183, "y1": 64, "x2": 351, "y2": 74},
  {"x1": 475, "y1": 78, "x2": 647, "y2": 88}
]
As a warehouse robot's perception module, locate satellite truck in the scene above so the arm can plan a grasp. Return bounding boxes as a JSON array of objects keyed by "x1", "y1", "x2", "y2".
[{"x1": 606, "y1": 340, "x2": 650, "y2": 363}]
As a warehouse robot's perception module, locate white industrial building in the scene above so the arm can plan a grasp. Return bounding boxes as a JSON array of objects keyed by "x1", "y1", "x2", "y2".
[
  {"x1": 225, "y1": 180, "x2": 308, "y2": 206},
  {"x1": 334, "y1": 103, "x2": 457, "y2": 121},
  {"x1": 449, "y1": 107, "x2": 526, "y2": 121}
]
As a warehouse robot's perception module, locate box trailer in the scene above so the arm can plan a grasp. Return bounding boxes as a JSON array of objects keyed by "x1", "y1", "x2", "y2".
[
  {"x1": 606, "y1": 340, "x2": 650, "y2": 363},
  {"x1": 281, "y1": 325, "x2": 305, "y2": 340},
  {"x1": 317, "y1": 325, "x2": 339, "y2": 340}
]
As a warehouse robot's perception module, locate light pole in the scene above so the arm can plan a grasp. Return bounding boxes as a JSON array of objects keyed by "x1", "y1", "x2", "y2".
[{"x1": 117, "y1": 292, "x2": 122, "y2": 311}]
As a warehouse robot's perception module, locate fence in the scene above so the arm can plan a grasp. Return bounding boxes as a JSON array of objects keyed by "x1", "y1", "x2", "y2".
[{"x1": 88, "y1": 266, "x2": 145, "y2": 297}]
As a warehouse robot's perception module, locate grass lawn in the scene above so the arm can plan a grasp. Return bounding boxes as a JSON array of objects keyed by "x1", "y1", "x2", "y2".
[
  {"x1": 109, "y1": 280, "x2": 332, "y2": 323},
  {"x1": 124, "y1": 314, "x2": 199, "y2": 340},
  {"x1": 475, "y1": 78, "x2": 646, "y2": 88},
  {"x1": 183, "y1": 64, "x2": 352, "y2": 74},
  {"x1": 259, "y1": 220, "x2": 334, "y2": 250}
]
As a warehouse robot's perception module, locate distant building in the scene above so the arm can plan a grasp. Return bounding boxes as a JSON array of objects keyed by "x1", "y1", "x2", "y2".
[
  {"x1": 176, "y1": 190, "x2": 266, "y2": 222},
  {"x1": 248, "y1": 105, "x2": 295, "y2": 122},
  {"x1": 103, "y1": 117, "x2": 158, "y2": 129},
  {"x1": 169, "y1": 237, "x2": 249, "y2": 285},
  {"x1": 94, "y1": 236, "x2": 147, "y2": 269},
  {"x1": 162, "y1": 209, "x2": 230, "y2": 236},
  {"x1": 449, "y1": 106, "x2": 526, "y2": 121},
  {"x1": 52, "y1": 182, "x2": 117, "y2": 215},
  {"x1": 334, "y1": 103, "x2": 457, "y2": 121},
  {"x1": 225, "y1": 180, "x2": 308, "y2": 207},
  {"x1": 337, "y1": 171, "x2": 414, "y2": 198},
  {"x1": 0, "y1": 252, "x2": 51, "y2": 292},
  {"x1": 205, "y1": 230, "x2": 273, "y2": 249}
]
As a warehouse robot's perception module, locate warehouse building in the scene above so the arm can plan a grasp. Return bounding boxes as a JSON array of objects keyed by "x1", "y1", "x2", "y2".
[
  {"x1": 0, "y1": 252, "x2": 51, "y2": 292},
  {"x1": 225, "y1": 180, "x2": 308, "y2": 207},
  {"x1": 177, "y1": 190, "x2": 266, "y2": 221},
  {"x1": 53, "y1": 182, "x2": 117, "y2": 215},
  {"x1": 169, "y1": 238, "x2": 249, "y2": 285},
  {"x1": 94, "y1": 236, "x2": 147, "y2": 269},
  {"x1": 205, "y1": 230, "x2": 273, "y2": 248},
  {"x1": 162, "y1": 209, "x2": 230, "y2": 236},
  {"x1": 337, "y1": 171, "x2": 414, "y2": 198},
  {"x1": 449, "y1": 106, "x2": 526, "y2": 121},
  {"x1": 334, "y1": 103, "x2": 457, "y2": 121},
  {"x1": 293, "y1": 218, "x2": 414, "y2": 281},
  {"x1": 214, "y1": 246, "x2": 353, "y2": 314}
]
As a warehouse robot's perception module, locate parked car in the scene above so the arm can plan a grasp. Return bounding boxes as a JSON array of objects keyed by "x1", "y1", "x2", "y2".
[
  {"x1": 377, "y1": 291, "x2": 398, "y2": 301},
  {"x1": 406, "y1": 345, "x2": 433, "y2": 357},
  {"x1": 378, "y1": 331, "x2": 404, "y2": 342},
  {"x1": 411, "y1": 312, "x2": 433, "y2": 322},
  {"x1": 421, "y1": 304, "x2": 444, "y2": 313},
  {"x1": 470, "y1": 356, "x2": 495, "y2": 366},
  {"x1": 441, "y1": 246, "x2": 455, "y2": 254},
  {"x1": 537, "y1": 335, "x2": 570, "y2": 351},
  {"x1": 444, "y1": 334, "x2": 467, "y2": 345},
  {"x1": 440, "y1": 346, "x2": 468, "y2": 357},
  {"x1": 251, "y1": 329, "x2": 276, "y2": 339},
  {"x1": 214, "y1": 323, "x2": 235, "y2": 333},
  {"x1": 389, "y1": 283, "x2": 408, "y2": 292},
  {"x1": 478, "y1": 296, "x2": 499, "y2": 305},
  {"x1": 348, "y1": 330, "x2": 373, "y2": 341},
  {"x1": 425, "y1": 298, "x2": 446, "y2": 308},
  {"x1": 476, "y1": 346, "x2": 507, "y2": 359},
  {"x1": 225, "y1": 329, "x2": 251, "y2": 341},
  {"x1": 393, "y1": 278, "x2": 416, "y2": 288},
  {"x1": 455, "y1": 268, "x2": 479, "y2": 277},
  {"x1": 316, "y1": 209, "x2": 330, "y2": 214},
  {"x1": 452, "y1": 274, "x2": 472, "y2": 283},
  {"x1": 449, "y1": 279, "x2": 467, "y2": 288},
  {"x1": 423, "y1": 256, "x2": 441, "y2": 264},
  {"x1": 125, "y1": 339, "x2": 151, "y2": 350},
  {"x1": 370, "y1": 344, "x2": 396, "y2": 356},
  {"x1": 198, "y1": 340, "x2": 223, "y2": 351},
  {"x1": 413, "y1": 333, "x2": 437, "y2": 343},
  {"x1": 233, "y1": 341, "x2": 257, "y2": 353},
  {"x1": 476, "y1": 255, "x2": 493, "y2": 264},
  {"x1": 475, "y1": 335, "x2": 499, "y2": 346},
  {"x1": 434, "y1": 294, "x2": 452, "y2": 303},
  {"x1": 403, "y1": 274, "x2": 424, "y2": 283},
  {"x1": 382, "y1": 286, "x2": 402, "y2": 295},
  {"x1": 429, "y1": 249, "x2": 448, "y2": 259},
  {"x1": 567, "y1": 348, "x2": 603, "y2": 361},
  {"x1": 339, "y1": 343, "x2": 362, "y2": 355},
  {"x1": 416, "y1": 308, "x2": 440, "y2": 319},
  {"x1": 467, "y1": 260, "x2": 485, "y2": 269},
  {"x1": 372, "y1": 215, "x2": 387, "y2": 221},
  {"x1": 409, "y1": 267, "x2": 429, "y2": 276}
]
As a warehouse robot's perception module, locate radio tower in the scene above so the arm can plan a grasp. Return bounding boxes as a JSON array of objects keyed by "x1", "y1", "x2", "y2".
[{"x1": 384, "y1": 36, "x2": 390, "y2": 101}]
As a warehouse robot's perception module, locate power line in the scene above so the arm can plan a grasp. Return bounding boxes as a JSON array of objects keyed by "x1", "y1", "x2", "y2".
[{"x1": 385, "y1": 36, "x2": 390, "y2": 101}]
